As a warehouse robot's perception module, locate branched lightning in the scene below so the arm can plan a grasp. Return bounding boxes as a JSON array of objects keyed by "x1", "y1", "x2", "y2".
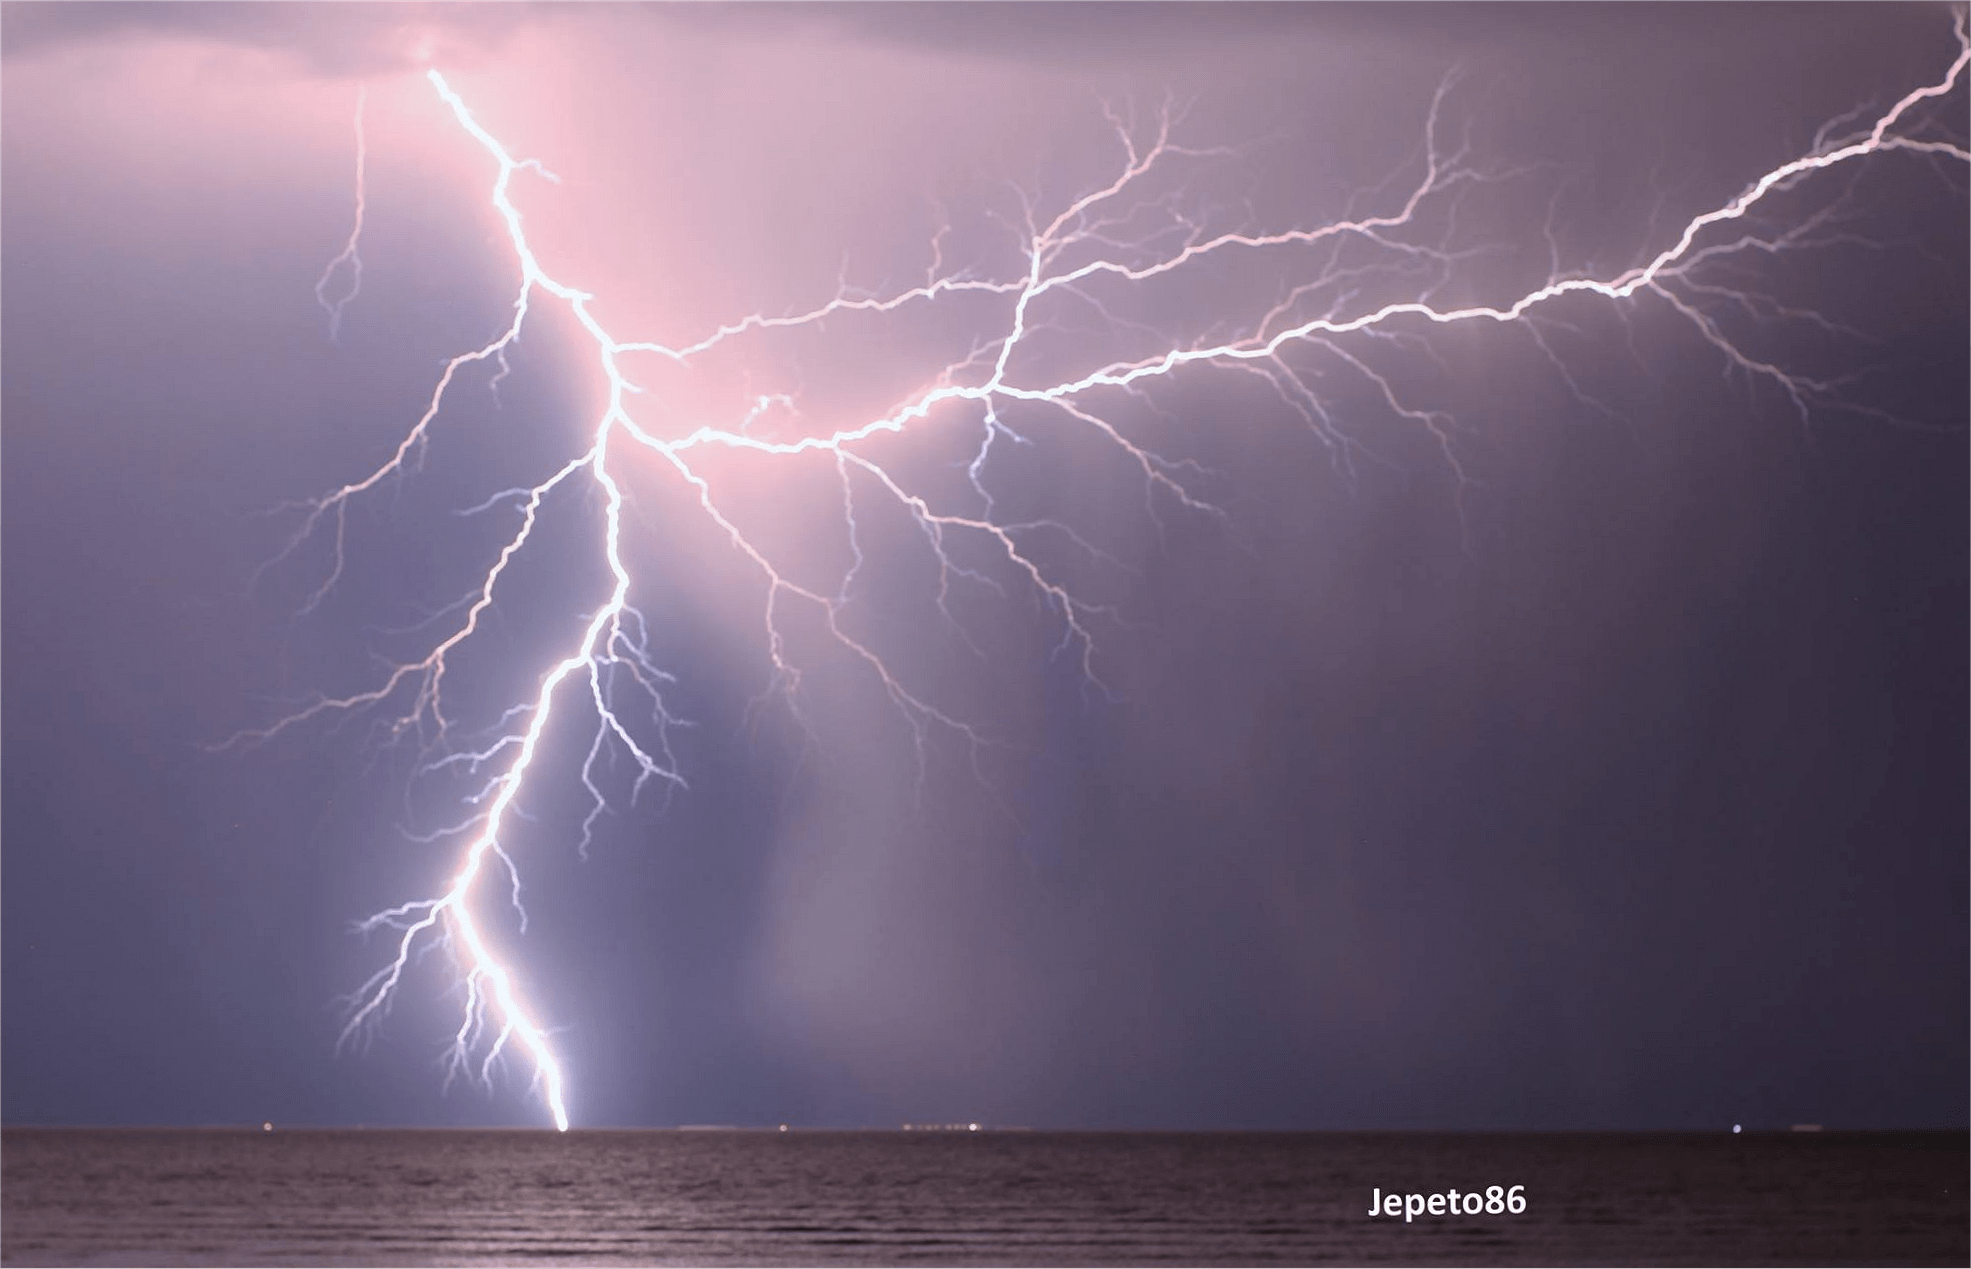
[
  {"x1": 314, "y1": 86, "x2": 367, "y2": 342},
  {"x1": 242, "y1": 18, "x2": 1967, "y2": 1130}
]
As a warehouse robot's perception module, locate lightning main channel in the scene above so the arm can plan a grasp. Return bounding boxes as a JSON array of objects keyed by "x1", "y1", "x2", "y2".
[{"x1": 249, "y1": 20, "x2": 1967, "y2": 1130}]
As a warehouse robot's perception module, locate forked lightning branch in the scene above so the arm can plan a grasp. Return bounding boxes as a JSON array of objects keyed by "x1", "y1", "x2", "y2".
[{"x1": 239, "y1": 16, "x2": 1969, "y2": 1130}]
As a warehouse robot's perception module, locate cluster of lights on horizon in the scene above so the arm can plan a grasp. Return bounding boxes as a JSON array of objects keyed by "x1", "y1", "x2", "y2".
[{"x1": 239, "y1": 18, "x2": 1968, "y2": 1131}]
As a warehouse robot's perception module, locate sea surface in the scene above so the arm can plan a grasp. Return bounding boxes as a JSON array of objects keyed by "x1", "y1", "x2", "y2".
[{"x1": 2, "y1": 1127, "x2": 1964, "y2": 1266}]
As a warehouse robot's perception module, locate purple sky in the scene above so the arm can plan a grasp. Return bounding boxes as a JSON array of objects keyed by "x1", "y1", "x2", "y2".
[{"x1": 3, "y1": 3, "x2": 1965, "y2": 1130}]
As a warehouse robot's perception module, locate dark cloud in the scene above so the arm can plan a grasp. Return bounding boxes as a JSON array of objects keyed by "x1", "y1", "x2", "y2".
[
  {"x1": 0, "y1": 1, "x2": 542, "y2": 75},
  {"x1": 679, "y1": 1, "x2": 1950, "y2": 66},
  {"x1": 10, "y1": 2, "x2": 1944, "y2": 75}
]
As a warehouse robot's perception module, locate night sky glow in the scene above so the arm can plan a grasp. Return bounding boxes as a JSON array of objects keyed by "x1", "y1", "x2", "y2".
[{"x1": 4, "y1": 3, "x2": 1967, "y2": 1133}]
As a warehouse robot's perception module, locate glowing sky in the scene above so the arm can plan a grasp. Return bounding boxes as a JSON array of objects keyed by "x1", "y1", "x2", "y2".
[{"x1": 3, "y1": 3, "x2": 1965, "y2": 1130}]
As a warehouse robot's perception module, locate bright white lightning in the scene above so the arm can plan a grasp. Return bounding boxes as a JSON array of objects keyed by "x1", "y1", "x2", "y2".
[{"x1": 248, "y1": 23, "x2": 1967, "y2": 1130}]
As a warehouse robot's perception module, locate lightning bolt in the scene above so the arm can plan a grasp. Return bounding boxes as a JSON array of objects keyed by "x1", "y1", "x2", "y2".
[
  {"x1": 313, "y1": 86, "x2": 366, "y2": 342},
  {"x1": 242, "y1": 16, "x2": 1967, "y2": 1130}
]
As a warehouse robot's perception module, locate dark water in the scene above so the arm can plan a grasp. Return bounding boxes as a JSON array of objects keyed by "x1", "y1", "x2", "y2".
[{"x1": 2, "y1": 1128, "x2": 1963, "y2": 1266}]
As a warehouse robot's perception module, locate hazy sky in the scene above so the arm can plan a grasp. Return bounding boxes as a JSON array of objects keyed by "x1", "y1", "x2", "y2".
[{"x1": 3, "y1": 2, "x2": 1965, "y2": 1131}]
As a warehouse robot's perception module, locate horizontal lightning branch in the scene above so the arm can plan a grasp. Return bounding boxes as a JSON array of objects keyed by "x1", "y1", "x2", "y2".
[{"x1": 243, "y1": 16, "x2": 1968, "y2": 1130}]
